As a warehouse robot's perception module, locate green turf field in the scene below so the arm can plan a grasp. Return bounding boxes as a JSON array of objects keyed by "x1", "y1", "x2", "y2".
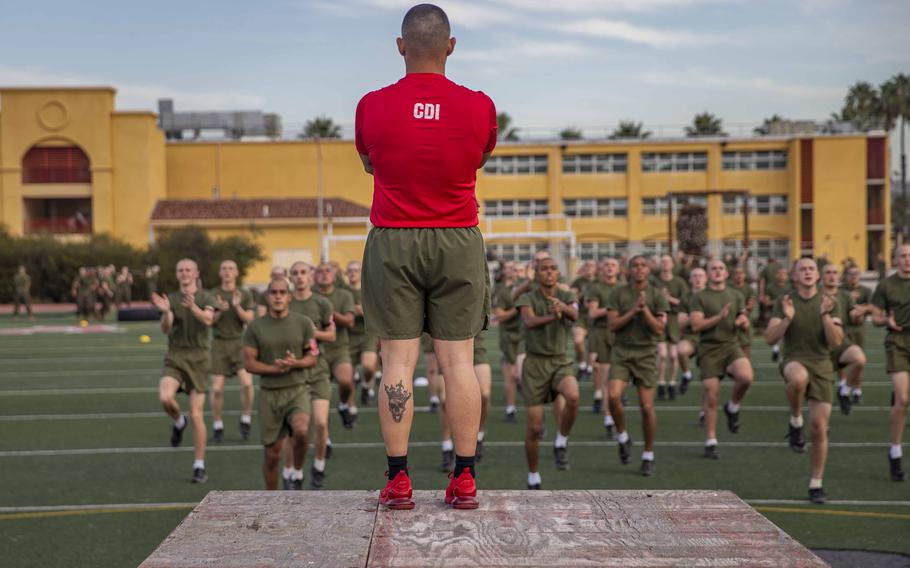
[{"x1": 1, "y1": 315, "x2": 907, "y2": 567}]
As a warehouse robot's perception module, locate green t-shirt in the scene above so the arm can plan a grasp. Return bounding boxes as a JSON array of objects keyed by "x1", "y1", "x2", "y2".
[
  {"x1": 765, "y1": 280, "x2": 789, "y2": 301},
  {"x1": 653, "y1": 274, "x2": 688, "y2": 314},
  {"x1": 77, "y1": 275, "x2": 96, "y2": 298},
  {"x1": 210, "y1": 287, "x2": 255, "y2": 340},
  {"x1": 316, "y1": 287, "x2": 355, "y2": 352},
  {"x1": 772, "y1": 291, "x2": 841, "y2": 362},
  {"x1": 348, "y1": 287, "x2": 366, "y2": 336},
  {"x1": 605, "y1": 284, "x2": 670, "y2": 349},
  {"x1": 14, "y1": 274, "x2": 30, "y2": 293},
  {"x1": 515, "y1": 288, "x2": 576, "y2": 357},
  {"x1": 242, "y1": 312, "x2": 315, "y2": 389},
  {"x1": 841, "y1": 284, "x2": 871, "y2": 332},
  {"x1": 289, "y1": 294, "x2": 334, "y2": 345},
  {"x1": 493, "y1": 285, "x2": 521, "y2": 333},
  {"x1": 585, "y1": 281, "x2": 617, "y2": 329},
  {"x1": 871, "y1": 274, "x2": 910, "y2": 339},
  {"x1": 166, "y1": 290, "x2": 215, "y2": 350},
  {"x1": 761, "y1": 261, "x2": 780, "y2": 286},
  {"x1": 689, "y1": 287, "x2": 743, "y2": 347}
]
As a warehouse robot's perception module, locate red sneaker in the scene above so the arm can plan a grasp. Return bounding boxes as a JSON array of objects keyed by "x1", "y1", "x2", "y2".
[
  {"x1": 445, "y1": 467, "x2": 479, "y2": 510},
  {"x1": 380, "y1": 471, "x2": 415, "y2": 510}
]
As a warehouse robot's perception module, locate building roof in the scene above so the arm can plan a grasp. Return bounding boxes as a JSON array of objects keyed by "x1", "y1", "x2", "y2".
[{"x1": 151, "y1": 197, "x2": 370, "y2": 221}]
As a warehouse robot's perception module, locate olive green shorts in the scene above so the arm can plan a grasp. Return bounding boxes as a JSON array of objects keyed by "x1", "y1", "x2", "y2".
[
  {"x1": 663, "y1": 314, "x2": 681, "y2": 343},
  {"x1": 885, "y1": 334, "x2": 910, "y2": 374},
  {"x1": 163, "y1": 348, "x2": 210, "y2": 394},
  {"x1": 362, "y1": 227, "x2": 488, "y2": 340},
  {"x1": 323, "y1": 344, "x2": 351, "y2": 370},
  {"x1": 846, "y1": 328, "x2": 865, "y2": 349},
  {"x1": 737, "y1": 328, "x2": 752, "y2": 349},
  {"x1": 522, "y1": 355, "x2": 574, "y2": 406},
  {"x1": 348, "y1": 332, "x2": 379, "y2": 362},
  {"x1": 474, "y1": 332, "x2": 489, "y2": 366},
  {"x1": 779, "y1": 359, "x2": 835, "y2": 403},
  {"x1": 498, "y1": 329, "x2": 523, "y2": 364},
  {"x1": 831, "y1": 339, "x2": 856, "y2": 370},
  {"x1": 210, "y1": 338, "x2": 245, "y2": 377},
  {"x1": 610, "y1": 347, "x2": 657, "y2": 389},
  {"x1": 587, "y1": 326, "x2": 613, "y2": 364},
  {"x1": 259, "y1": 384, "x2": 310, "y2": 446},
  {"x1": 680, "y1": 333, "x2": 699, "y2": 351},
  {"x1": 307, "y1": 372, "x2": 332, "y2": 401},
  {"x1": 698, "y1": 342, "x2": 746, "y2": 380},
  {"x1": 420, "y1": 333, "x2": 435, "y2": 354}
]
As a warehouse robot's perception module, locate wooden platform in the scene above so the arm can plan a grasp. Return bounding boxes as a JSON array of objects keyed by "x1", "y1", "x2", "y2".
[{"x1": 140, "y1": 490, "x2": 829, "y2": 568}]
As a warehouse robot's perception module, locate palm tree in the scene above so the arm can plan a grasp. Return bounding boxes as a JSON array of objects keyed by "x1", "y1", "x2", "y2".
[
  {"x1": 881, "y1": 73, "x2": 910, "y2": 239},
  {"x1": 559, "y1": 127, "x2": 583, "y2": 140},
  {"x1": 298, "y1": 115, "x2": 342, "y2": 139},
  {"x1": 754, "y1": 114, "x2": 786, "y2": 135},
  {"x1": 685, "y1": 112, "x2": 725, "y2": 137},
  {"x1": 497, "y1": 112, "x2": 520, "y2": 141},
  {"x1": 839, "y1": 81, "x2": 882, "y2": 131},
  {"x1": 609, "y1": 121, "x2": 650, "y2": 140}
]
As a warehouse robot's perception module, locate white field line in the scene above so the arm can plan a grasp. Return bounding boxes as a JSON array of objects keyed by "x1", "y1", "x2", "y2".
[
  {"x1": 0, "y1": 405, "x2": 897, "y2": 422},
  {"x1": 0, "y1": 440, "x2": 895, "y2": 458}
]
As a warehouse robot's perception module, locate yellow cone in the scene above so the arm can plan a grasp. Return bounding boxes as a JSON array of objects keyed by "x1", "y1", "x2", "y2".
[
  {"x1": 140, "y1": 335, "x2": 151, "y2": 344},
  {"x1": 80, "y1": 320, "x2": 89, "y2": 328}
]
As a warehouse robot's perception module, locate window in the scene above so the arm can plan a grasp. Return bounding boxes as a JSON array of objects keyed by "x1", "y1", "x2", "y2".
[
  {"x1": 641, "y1": 196, "x2": 707, "y2": 217},
  {"x1": 722, "y1": 150, "x2": 787, "y2": 171},
  {"x1": 563, "y1": 198, "x2": 627, "y2": 218},
  {"x1": 22, "y1": 146, "x2": 91, "y2": 184},
  {"x1": 721, "y1": 239, "x2": 790, "y2": 264},
  {"x1": 722, "y1": 195, "x2": 788, "y2": 215},
  {"x1": 488, "y1": 242, "x2": 549, "y2": 263},
  {"x1": 641, "y1": 240, "x2": 671, "y2": 256},
  {"x1": 562, "y1": 153, "x2": 628, "y2": 174},
  {"x1": 483, "y1": 154, "x2": 548, "y2": 175},
  {"x1": 641, "y1": 152, "x2": 707, "y2": 173},
  {"x1": 577, "y1": 241, "x2": 628, "y2": 260},
  {"x1": 483, "y1": 200, "x2": 549, "y2": 217}
]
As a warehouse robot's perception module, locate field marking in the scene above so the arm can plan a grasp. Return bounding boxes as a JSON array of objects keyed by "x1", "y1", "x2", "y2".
[
  {"x1": 753, "y1": 506, "x2": 910, "y2": 521},
  {"x1": 0, "y1": 502, "x2": 196, "y2": 521},
  {"x1": 0, "y1": 440, "x2": 895, "y2": 458},
  {"x1": 0, "y1": 404, "x2": 898, "y2": 422},
  {"x1": 748, "y1": 499, "x2": 910, "y2": 507}
]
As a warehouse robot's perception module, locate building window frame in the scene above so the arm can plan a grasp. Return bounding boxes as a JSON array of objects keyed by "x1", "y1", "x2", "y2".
[{"x1": 483, "y1": 154, "x2": 548, "y2": 175}]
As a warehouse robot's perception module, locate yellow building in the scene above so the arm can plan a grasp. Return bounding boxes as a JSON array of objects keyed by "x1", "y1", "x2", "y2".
[{"x1": 0, "y1": 87, "x2": 891, "y2": 284}]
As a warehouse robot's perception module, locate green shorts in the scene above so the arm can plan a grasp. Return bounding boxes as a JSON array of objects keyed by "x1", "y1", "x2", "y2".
[
  {"x1": 737, "y1": 328, "x2": 752, "y2": 350},
  {"x1": 846, "y1": 328, "x2": 865, "y2": 349},
  {"x1": 780, "y1": 359, "x2": 835, "y2": 403},
  {"x1": 307, "y1": 372, "x2": 332, "y2": 401},
  {"x1": 163, "y1": 348, "x2": 210, "y2": 394},
  {"x1": 323, "y1": 344, "x2": 351, "y2": 370},
  {"x1": 885, "y1": 334, "x2": 910, "y2": 374},
  {"x1": 698, "y1": 342, "x2": 746, "y2": 380},
  {"x1": 474, "y1": 332, "x2": 489, "y2": 366},
  {"x1": 522, "y1": 354, "x2": 574, "y2": 406},
  {"x1": 259, "y1": 384, "x2": 310, "y2": 446},
  {"x1": 211, "y1": 338, "x2": 245, "y2": 377},
  {"x1": 362, "y1": 227, "x2": 488, "y2": 340},
  {"x1": 498, "y1": 329, "x2": 522, "y2": 365},
  {"x1": 831, "y1": 339, "x2": 856, "y2": 370},
  {"x1": 587, "y1": 326, "x2": 613, "y2": 364},
  {"x1": 420, "y1": 333, "x2": 435, "y2": 354},
  {"x1": 348, "y1": 332, "x2": 379, "y2": 362},
  {"x1": 663, "y1": 313, "x2": 681, "y2": 343},
  {"x1": 610, "y1": 347, "x2": 657, "y2": 389},
  {"x1": 680, "y1": 333, "x2": 699, "y2": 351}
]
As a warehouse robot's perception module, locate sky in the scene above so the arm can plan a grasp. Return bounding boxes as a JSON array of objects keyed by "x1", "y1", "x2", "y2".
[{"x1": 1, "y1": 0, "x2": 908, "y2": 167}]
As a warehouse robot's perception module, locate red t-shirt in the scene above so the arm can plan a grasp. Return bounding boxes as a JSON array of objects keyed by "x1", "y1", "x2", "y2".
[{"x1": 355, "y1": 73, "x2": 497, "y2": 228}]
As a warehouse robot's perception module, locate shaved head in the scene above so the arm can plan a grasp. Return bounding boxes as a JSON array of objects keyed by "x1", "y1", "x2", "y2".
[{"x1": 401, "y1": 4, "x2": 451, "y2": 58}]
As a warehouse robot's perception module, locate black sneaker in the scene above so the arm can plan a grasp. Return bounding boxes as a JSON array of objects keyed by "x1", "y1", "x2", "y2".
[
  {"x1": 239, "y1": 420, "x2": 251, "y2": 441},
  {"x1": 724, "y1": 403, "x2": 740, "y2": 434},
  {"x1": 890, "y1": 456, "x2": 907, "y2": 482},
  {"x1": 360, "y1": 384, "x2": 371, "y2": 406},
  {"x1": 337, "y1": 405, "x2": 355, "y2": 429},
  {"x1": 325, "y1": 442, "x2": 334, "y2": 460},
  {"x1": 808, "y1": 487, "x2": 827, "y2": 504},
  {"x1": 604, "y1": 423, "x2": 614, "y2": 440},
  {"x1": 310, "y1": 466, "x2": 326, "y2": 489},
  {"x1": 618, "y1": 437, "x2": 632, "y2": 465},
  {"x1": 291, "y1": 478, "x2": 304, "y2": 490},
  {"x1": 476, "y1": 440, "x2": 485, "y2": 463},
  {"x1": 771, "y1": 349, "x2": 780, "y2": 363},
  {"x1": 657, "y1": 385, "x2": 666, "y2": 401},
  {"x1": 787, "y1": 424, "x2": 806, "y2": 453},
  {"x1": 440, "y1": 449, "x2": 454, "y2": 472},
  {"x1": 282, "y1": 476, "x2": 291, "y2": 490},
  {"x1": 213, "y1": 427, "x2": 224, "y2": 444},
  {"x1": 170, "y1": 414, "x2": 188, "y2": 447},
  {"x1": 852, "y1": 392, "x2": 863, "y2": 405},
  {"x1": 592, "y1": 398, "x2": 603, "y2": 414},
  {"x1": 429, "y1": 398, "x2": 440, "y2": 414},
  {"x1": 838, "y1": 390, "x2": 852, "y2": 416},
  {"x1": 640, "y1": 459, "x2": 655, "y2": 477},
  {"x1": 348, "y1": 410, "x2": 359, "y2": 428},
  {"x1": 528, "y1": 482, "x2": 542, "y2": 490},
  {"x1": 505, "y1": 410, "x2": 517, "y2": 423},
  {"x1": 621, "y1": 394, "x2": 629, "y2": 407},
  {"x1": 704, "y1": 445, "x2": 719, "y2": 460},
  {"x1": 668, "y1": 385, "x2": 677, "y2": 401},
  {"x1": 698, "y1": 411, "x2": 705, "y2": 427},
  {"x1": 191, "y1": 467, "x2": 208, "y2": 484},
  {"x1": 679, "y1": 374, "x2": 692, "y2": 395},
  {"x1": 554, "y1": 446, "x2": 570, "y2": 471}
]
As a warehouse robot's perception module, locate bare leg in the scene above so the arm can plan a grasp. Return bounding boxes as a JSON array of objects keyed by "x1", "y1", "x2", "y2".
[
  {"x1": 362, "y1": 351, "x2": 378, "y2": 393},
  {"x1": 334, "y1": 362, "x2": 356, "y2": 411},
  {"x1": 639, "y1": 387, "x2": 657, "y2": 452},
  {"x1": 840, "y1": 346, "x2": 866, "y2": 391},
  {"x1": 210, "y1": 375, "x2": 226, "y2": 425},
  {"x1": 434, "y1": 338, "x2": 481, "y2": 458},
  {"x1": 667, "y1": 344, "x2": 679, "y2": 385},
  {"x1": 188, "y1": 390, "x2": 207, "y2": 462},
  {"x1": 237, "y1": 369, "x2": 255, "y2": 419},
  {"x1": 608, "y1": 380, "x2": 627, "y2": 434},
  {"x1": 728, "y1": 358, "x2": 754, "y2": 405},
  {"x1": 289, "y1": 412, "x2": 310, "y2": 470},
  {"x1": 312, "y1": 399, "x2": 330, "y2": 460},
  {"x1": 892, "y1": 372, "x2": 909, "y2": 446},
  {"x1": 475, "y1": 363, "x2": 492, "y2": 433},
  {"x1": 657, "y1": 342, "x2": 668, "y2": 386},
  {"x1": 502, "y1": 361, "x2": 517, "y2": 409},
  {"x1": 556, "y1": 376, "x2": 579, "y2": 436},
  {"x1": 808, "y1": 400, "x2": 831, "y2": 481},
  {"x1": 703, "y1": 378, "x2": 720, "y2": 441},
  {"x1": 263, "y1": 442, "x2": 282, "y2": 490},
  {"x1": 784, "y1": 362, "x2": 809, "y2": 420},
  {"x1": 525, "y1": 405, "x2": 545, "y2": 473},
  {"x1": 378, "y1": 339, "x2": 420, "y2": 457},
  {"x1": 573, "y1": 327, "x2": 587, "y2": 366},
  {"x1": 158, "y1": 376, "x2": 182, "y2": 420}
]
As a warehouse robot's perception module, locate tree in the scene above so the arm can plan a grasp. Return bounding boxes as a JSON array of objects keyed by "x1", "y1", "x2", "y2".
[
  {"x1": 838, "y1": 81, "x2": 882, "y2": 131},
  {"x1": 559, "y1": 127, "x2": 583, "y2": 140},
  {"x1": 147, "y1": 226, "x2": 264, "y2": 291},
  {"x1": 609, "y1": 121, "x2": 650, "y2": 140},
  {"x1": 298, "y1": 115, "x2": 342, "y2": 139},
  {"x1": 685, "y1": 112, "x2": 725, "y2": 137},
  {"x1": 497, "y1": 112, "x2": 520, "y2": 141},
  {"x1": 754, "y1": 114, "x2": 786, "y2": 135},
  {"x1": 881, "y1": 73, "x2": 910, "y2": 240}
]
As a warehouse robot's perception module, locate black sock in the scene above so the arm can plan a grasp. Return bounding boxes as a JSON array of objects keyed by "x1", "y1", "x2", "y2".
[
  {"x1": 387, "y1": 455, "x2": 408, "y2": 480},
  {"x1": 454, "y1": 454, "x2": 476, "y2": 478}
]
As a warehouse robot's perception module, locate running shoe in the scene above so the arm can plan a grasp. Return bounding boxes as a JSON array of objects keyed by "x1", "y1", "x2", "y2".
[
  {"x1": 380, "y1": 471, "x2": 415, "y2": 510},
  {"x1": 679, "y1": 373, "x2": 692, "y2": 395},
  {"x1": 724, "y1": 403, "x2": 741, "y2": 434},
  {"x1": 239, "y1": 420, "x2": 251, "y2": 441},
  {"x1": 310, "y1": 466, "x2": 326, "y2": 489},
  {"x1": 704, "y1": 445, "x2": 719, "y2": 460},
  {"x1": 554, "y1": 446, "x2": 570, "y2": 471},
  {"x1": 505, "y1": 409, "x2": 517, "y2": 423},
  {"x1": 445, "y1": 468, "x2": 479, "y2": 510},
  {"x1": 360, "y1": 384, "x2": 371, "y2": 406},
  {"x1": 621, "y1": 394, "x2": 629, "y2": 407},
  {"x1": 325, "y1": 442, "x2": 334, "y2": 460},
  {"x1": 191, "y1": 467, "x2": 208, "y2": 484},
  {"x1": 291, "y1": 478, "x2": 304, "y2": 490},
  {"x1": 787, "y1": 424, "x2": 806, "y2": 453},
  {"x1": 657, "y1": 385, "x2": 666, "y2": 401},
  {"x1": 440, "y1": 449, "x2": 455, "y2": 472},
  {"x1": 528, "y1": 482, "x2": 541, "y2": 490},
  {"x1": 282, "y1": 475, "x2": 291, "y2": 491},
  {"x1": 838, "y1": 390, "x2": 852, "y2": 416},
  {"x1": 640, "y1": 459, "x2": 656, "y2": 477},
  {"x1": 618, "y1": 437, "x2": 632, "y2": 465},
  {"x1": 213, "y1": 427, "x2": 224, "y2": 444},
  {"x1": 337, "y1": 404, "x2": 355, "y2": 429},
  {"x1": 771, "y1": 349, "x2": 780, "y2": 363},
  {"x1": 808, "y1": 487, "x2": 827, "y2": 504},
  {"x1": 604, "y1": 423, "x2": 614, "y2": 440},
  {"x1": 852, "y1": 392, "x2": 863, "y2": 405},
  {"x1": 170, "y1": 414, "x2": 188, "y2": 447},
  {"x1": 429, "y1": 397, "x2": 440, "y2": 414},
  {"x1": 698, "y1": 411, "x2": 705, "y2": 427},
  {"x1": 890, "y1": 456, "x2": 907, "y2": 482},
  {"x1": 592, "y1": 398, "x2": 603, "y2": 414},
  {"x1": 668, "y1": 385, "x2": 677, "y2": 401}
]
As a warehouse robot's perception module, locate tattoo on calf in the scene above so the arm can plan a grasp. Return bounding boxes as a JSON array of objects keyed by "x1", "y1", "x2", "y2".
[{"x1": 384, "y1": 381, "x2": 412, "y2": 423}]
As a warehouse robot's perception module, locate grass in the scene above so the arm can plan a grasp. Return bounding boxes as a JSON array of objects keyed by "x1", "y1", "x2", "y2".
[{"x1": 0, "y1": 314, "x2": 907, "y2": 567}]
